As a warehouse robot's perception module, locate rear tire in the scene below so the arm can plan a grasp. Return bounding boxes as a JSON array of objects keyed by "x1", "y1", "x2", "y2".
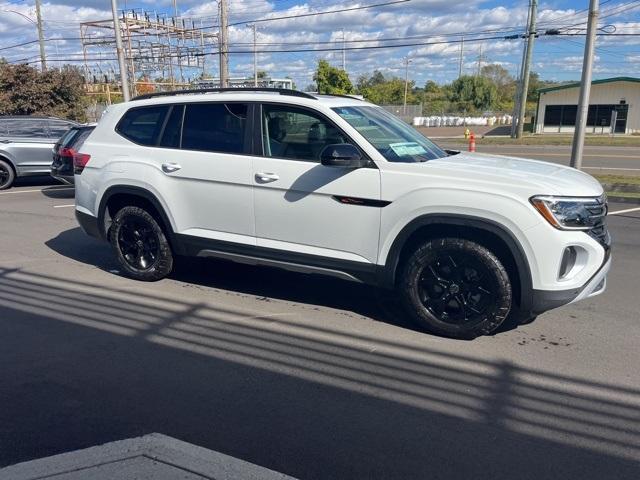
[
  {"x1": 399, "y1": 238, "x2": 512, "y2": 339},
  {"x1": 0, "y1": 159, "x2": 15, "y2": 190},
  {"x1": 109, "y1": 206, "x2": 173, "y2": 281}
]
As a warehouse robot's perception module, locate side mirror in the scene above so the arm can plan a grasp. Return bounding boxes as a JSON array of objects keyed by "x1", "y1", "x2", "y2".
[{"x1": 320, "y1": 144, "x2": 368, "y2": 168}]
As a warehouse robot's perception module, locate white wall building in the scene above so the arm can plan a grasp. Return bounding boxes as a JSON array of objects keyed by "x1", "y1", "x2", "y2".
[{"x1": 535, "y1": 77, "x2": 639, "y2": 134}]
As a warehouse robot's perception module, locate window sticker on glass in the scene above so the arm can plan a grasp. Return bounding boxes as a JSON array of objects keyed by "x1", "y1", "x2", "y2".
[{"x1": 389, "y1": 142, "x2": 428, "y2": 156}]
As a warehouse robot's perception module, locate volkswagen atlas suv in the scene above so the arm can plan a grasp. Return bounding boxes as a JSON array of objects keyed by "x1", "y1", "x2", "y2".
[{"x1": 73, "y1": 88, "x2": 611, "y2": 339}]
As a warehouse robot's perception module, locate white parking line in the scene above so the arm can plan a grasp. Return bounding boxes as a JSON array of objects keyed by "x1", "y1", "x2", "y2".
[
  {"x1": 609, "y1": 206, "x2": 640, "y2": 216},
  {"x1": 0, "y1": 187, "x2": 74, "y2": 195},
  {"x1": 53, "y1": 204, "x2": 75, "y2": 208}
]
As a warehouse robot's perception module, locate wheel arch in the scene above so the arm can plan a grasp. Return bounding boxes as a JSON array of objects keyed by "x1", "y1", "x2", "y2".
[
  {"x1": 0, "y1": 153, "x2": 17, "y2": 174},
  {"x1": 381, "y1": 214, "x2": 534, "y2": 312},
  {"x1": 98, "y1": 185, "x2": 179, "y2": 251}
]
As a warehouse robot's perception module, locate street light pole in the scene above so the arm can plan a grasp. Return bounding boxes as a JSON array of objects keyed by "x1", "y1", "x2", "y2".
[
  {"x1": 34, "y1": 0, "x2": 46, "y2": 72},
  {"x1": 571, "y1": 0, "x2": 599, "y2": 170},
  {"x1": 110, "y1": 0, "x2": 130, "y2": 101}
]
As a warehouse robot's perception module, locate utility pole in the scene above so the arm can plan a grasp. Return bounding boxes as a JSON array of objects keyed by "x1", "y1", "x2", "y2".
[
  {"x1": 571, "y1": 0, "x2": 599, "y2": 170},
  {"x1": 219, "y1": 0, "x2": 229, "y2": 87},
  {"x1": 251, "y1": 24, "x2": 258, "y2": 87},
  {"x1": 34, "y1": 0, "x2": 46, "y2": 72},
  {"x1": 476, "y1": 42, "x2": 483, "y2": 76},
  {"x1": 341, "y1": 29, "x2": 346, "y2": 71},
  {"x1": 511, "y1": 1, "x2": 533, "y2": 138},
  {"x1": 111, "y1": 0, "x2": 130, "y2": 101},
  {"x1": 458, "y1": 35, "x2": 464, "y2": 78},
  {"x1": 403, "y1": 57, "x2": 411, "y2": 115},
  {"x1": 515, "y1": 0, "x2": 538, "y2": 139}
]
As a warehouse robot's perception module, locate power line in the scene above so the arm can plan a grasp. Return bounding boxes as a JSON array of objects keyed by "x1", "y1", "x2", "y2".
[{"x1": 228, "y1": 0, "x2": 411, "y2": 26}]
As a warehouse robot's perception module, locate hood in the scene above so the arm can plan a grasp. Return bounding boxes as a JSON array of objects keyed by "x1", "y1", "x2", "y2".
[{"x1": 425, "y1": 151, "x2": 604, "y2": 197}]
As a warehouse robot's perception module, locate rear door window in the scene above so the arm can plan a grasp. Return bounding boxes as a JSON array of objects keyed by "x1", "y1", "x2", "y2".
[
  {"x1": 181, "y1": 103, "x2": 248, "y2": 154},
  {"x1": 7, "y1": 118, "x2": 48, "y2": 138},
  {"x1": 116, "y1": 106, "x2": 170, "y2": 146}
]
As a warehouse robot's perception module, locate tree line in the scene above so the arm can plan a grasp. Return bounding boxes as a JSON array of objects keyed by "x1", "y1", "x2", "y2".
[
  {"x1": 0, "y1": 58, "x2": 560, "y2": 121},
  {"x1": 312, "y1": 59, "x2": 559, "y2": 115}
]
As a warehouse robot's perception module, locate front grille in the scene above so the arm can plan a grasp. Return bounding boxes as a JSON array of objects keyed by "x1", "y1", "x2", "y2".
[{"x1": 585, "y1": 196, "x2": 611, "y2": 247}]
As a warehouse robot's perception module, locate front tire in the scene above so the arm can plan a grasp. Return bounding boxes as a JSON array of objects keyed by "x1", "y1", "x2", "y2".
[
  {"x1": 399, "y1": 238, "x2": 512, "y2": 339},
  {"x1": 0, "y1": 159, "x2": 15, "y2": 190},
  {"x1": 109, "y1": 206, "x2": 173, "y2": 281}
]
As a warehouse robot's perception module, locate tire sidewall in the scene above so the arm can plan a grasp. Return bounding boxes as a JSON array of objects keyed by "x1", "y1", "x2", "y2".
[
  {"x1": 401, "y1": 238, "x2": 512, "y2": 339},
  {"x1": 0, "y1": 160, "x2": 15, "y2": 190},
  {"x1": 109, "y1": 206, "x2": 173, "y2": 281}
]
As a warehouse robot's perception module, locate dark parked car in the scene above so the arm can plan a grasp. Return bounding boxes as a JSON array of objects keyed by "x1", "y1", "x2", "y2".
[
  {"x1": 0, "y1": 116, "x2": 78, "y2": 189},
  {"x1": 51, "y1": 124, "x2": 96, "y2": 185}
]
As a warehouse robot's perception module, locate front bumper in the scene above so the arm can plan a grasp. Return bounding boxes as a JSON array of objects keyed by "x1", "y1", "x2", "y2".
[{"x1": 531, "y1": 250, "x2": 611, "y2": 314}]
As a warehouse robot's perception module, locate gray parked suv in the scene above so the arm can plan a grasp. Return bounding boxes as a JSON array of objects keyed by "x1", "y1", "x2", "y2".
[{"x1": 0, "y1": 116, "x2": 78, "y2": 189}]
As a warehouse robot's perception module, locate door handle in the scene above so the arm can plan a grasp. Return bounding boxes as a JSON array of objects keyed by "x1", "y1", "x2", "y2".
[
  {"x1": 255, "y1": 172, "x2": 279, "y2": 183},
  {"x1": 162, "y1": 163, "x2": 181, "y2": 173}
]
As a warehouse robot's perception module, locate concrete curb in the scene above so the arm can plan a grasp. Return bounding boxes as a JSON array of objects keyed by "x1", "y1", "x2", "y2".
[{"x1": 0, "y1": 433, "x2": 296, "y2": 480}]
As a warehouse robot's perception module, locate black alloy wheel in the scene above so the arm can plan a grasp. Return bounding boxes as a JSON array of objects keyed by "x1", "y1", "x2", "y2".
[
  {"x1": 418, "y1": 252, "x2": 497, "y2": 324},
  {"x1": 109, "y1": 206, "x2": 173, "y2": 281},
  {"x1": 117, "y1": 217, "x2": 160, "y2": 271},
  {"x1": 400, "y1": 238, "x2": 512, "y2": 339}
]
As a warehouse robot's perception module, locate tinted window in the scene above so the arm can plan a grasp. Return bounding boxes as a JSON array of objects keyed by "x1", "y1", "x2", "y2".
[
  {"x1": 7, "y1": 118, "x2": 48, "y2": 138},
  {"x1": 117, "y1": 106, "x2": 169, "y2": 146},
  {"x1": 57, "y1": 128, "x2": 80, "y2": 149},
  {"x1": 544, "y1": 105, "x2": 562, "y2": 126},
  {"x1": 0, "y1": 119, "x2": 9, "y2": 136},
  {"x1": 48, "y1": 120, "x2": 75, "y2": 138},
  {"x1": 71, "y1": 127, "x2": 95, "y2": 150},
  {"x1": 263, "y1": 105, "x2": 349, "y2": 162},
  {"x1": 159, "y1": 105, "x2": 184, "y2": 149},
  {"x1": 182, "y1": 103, "x2": 248, "y2": 154}
]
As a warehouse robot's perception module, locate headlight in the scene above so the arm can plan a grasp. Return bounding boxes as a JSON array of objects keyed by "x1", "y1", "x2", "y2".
[{"x1": 530, "y1": 195, "x2": 606, "y2": 230}]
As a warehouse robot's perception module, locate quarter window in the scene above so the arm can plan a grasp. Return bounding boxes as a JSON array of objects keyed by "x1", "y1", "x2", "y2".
[
  {"x1": 262, "y1": 104, "x2": 350, "y2": 162},
  {"x1": 182, "y1": 103, "x2": 248, "y2": 154},
  {"x1": 117, "y1": 105, "x2": 169, "y2": 146}
]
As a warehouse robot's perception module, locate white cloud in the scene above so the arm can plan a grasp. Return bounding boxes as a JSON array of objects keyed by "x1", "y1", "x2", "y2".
[{"x1": 1, "y1": 1, "x2": 638, "y2": 88}]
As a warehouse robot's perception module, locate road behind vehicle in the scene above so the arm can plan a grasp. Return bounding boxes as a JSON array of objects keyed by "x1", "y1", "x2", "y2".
[
  {"x1": 74, "y1": 88, "x2": 611, "y2": 339},
  {"x1": 51, "y1": 124, "x2": 96, "y2": 185},
  {"x1": 0, "y1": 116, "x2": 78, "y2": 189}
]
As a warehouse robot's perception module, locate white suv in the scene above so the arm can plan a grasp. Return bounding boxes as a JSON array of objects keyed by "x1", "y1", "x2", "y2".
[{"x1": 74, "y1": 88, "x2": 611, "y2": 338}]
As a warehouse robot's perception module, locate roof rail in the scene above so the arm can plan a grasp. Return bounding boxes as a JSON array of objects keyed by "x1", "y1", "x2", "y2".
[
  {"x1": 132, "y1": 87, "x2": 317, "y2": 101},
  {"x1": 315, "y1": 93, "x2": 364, "y2": 101}
]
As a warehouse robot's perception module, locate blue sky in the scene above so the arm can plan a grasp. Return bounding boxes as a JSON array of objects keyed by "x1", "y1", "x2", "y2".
[{"x1": 0, "y1": 0, "x2": 639, "y2": 88}]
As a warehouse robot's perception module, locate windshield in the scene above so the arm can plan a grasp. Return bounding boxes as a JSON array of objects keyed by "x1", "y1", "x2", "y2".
[{"x1": 332, "y1": 106, "x2": 448, "y2": 162}]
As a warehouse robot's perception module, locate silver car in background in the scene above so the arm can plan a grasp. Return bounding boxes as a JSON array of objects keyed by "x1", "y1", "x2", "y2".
[{"x1": 0, "y1": 116, "x2": 78, "y2": 189}]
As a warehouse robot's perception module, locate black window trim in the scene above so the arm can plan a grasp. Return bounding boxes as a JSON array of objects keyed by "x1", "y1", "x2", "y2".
[{"x1": 256, "y1": 101, "x2": 374, "y2": 167}]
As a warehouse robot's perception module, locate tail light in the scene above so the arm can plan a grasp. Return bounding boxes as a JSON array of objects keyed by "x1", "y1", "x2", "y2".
[
  {"x1": 73, "y1": 152, "x2": 91, "y2": 174},
  {"x1": 59, "y1": 147, "x2": 76, "y2": 158}
]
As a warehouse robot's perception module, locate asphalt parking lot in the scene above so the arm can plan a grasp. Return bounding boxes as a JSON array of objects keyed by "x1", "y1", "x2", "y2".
[{"x1": 1, "y1": 179, "x2": 639, "y2": 479}]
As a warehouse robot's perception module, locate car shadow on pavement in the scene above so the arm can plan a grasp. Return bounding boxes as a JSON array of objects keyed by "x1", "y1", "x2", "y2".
[
  {"x1": 40, "y1": 186, "x2": 74, "y2": 199},
  {"x1": 45, "y1": 227, "x2": 418, "y2": 332},
  {"x1": 0, "y1": 265, "x2": 638, "y2": 479}
]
